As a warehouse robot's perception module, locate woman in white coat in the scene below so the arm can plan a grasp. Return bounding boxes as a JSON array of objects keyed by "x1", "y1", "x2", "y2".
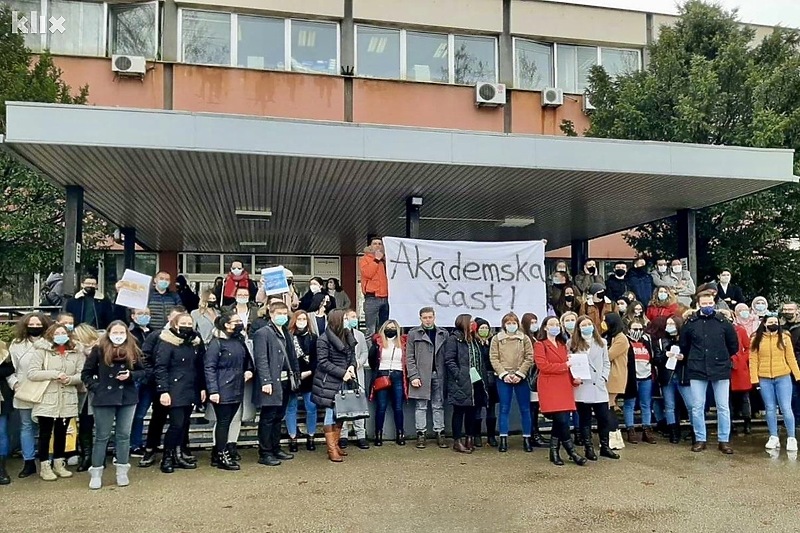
[
  {"x1": 27, "y1": 323, "x2": 84, "y2": 481},
  {"x1": 339, "y1": 309, "x2": 370, "y2": 450},
  {"x1": 569, "y1": 315, "x2": 619, "y2": 461}
]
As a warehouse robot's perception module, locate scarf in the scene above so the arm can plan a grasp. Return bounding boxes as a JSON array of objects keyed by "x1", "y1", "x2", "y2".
[{"x1": 223, "y1": 272, "x2": 251, "y2": 299}]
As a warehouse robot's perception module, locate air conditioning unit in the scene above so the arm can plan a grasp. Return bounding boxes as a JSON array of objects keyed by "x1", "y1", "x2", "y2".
[
  {"x1": 112, "y1": 54, "x2": 146, "y2": 76},
  {"x1": 475, "y1": 82, "x2": 506, "y2": 107},
  {"x1": 541, "y1": 87, "x2": 564, "y2": 107},
  {"x1": 583, "y1": 94, "x2": 596, "y2": 113}
]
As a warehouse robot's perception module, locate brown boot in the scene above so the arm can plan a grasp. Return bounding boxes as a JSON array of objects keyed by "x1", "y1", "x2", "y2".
[
  {"x1": 641, "y1": 426, "x2": 657, "y2": 444},
  {"x1": 626, "y1": 427, "x2": 639, "y2": 444},
  {"x1": 333, "y1": 423, "x2": 348, "y2": 457},
  {"x1": 718, "y1": 442, "x2": 734, "y2": 455},
  {"x1": 324, "y1": 425, "x2": 343, "y2": 463},
  {"x1": 452, "y1": 438, "x2": 472, "y2": 454},
  {"x1": 465, "y1": 436, "x2": 475, "y2": 451}
]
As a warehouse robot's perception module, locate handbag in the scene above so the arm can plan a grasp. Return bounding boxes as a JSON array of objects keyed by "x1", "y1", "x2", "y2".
[
  {"x1": 372, "y1": 346, "x2": 396, "y2": 392},
  {"x1": 334, "y1": 381, "x2": 370, "y2": 421},
  {"x1": 15, "y1": 351, "x2": 50, "y2": 404}
]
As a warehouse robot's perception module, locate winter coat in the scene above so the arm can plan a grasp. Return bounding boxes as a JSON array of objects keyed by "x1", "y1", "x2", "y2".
[
  {"x1": 574, "y1": 273, "x2": 605, "y2": 296},
  {"x1": 154, "y1": 330, "x2": 206, "y2": 407},
  {"x1": 624, "y1": 335, "x2": 655, "y2": 399},
  {"x1": 359, "y1": 247, "x2": 388, "y2": 298},
  {"x1": 607, "y1": 333, "x2": 630, "y2": 394},
  {"x1": 129, "y1": 324, "x2": 151, "y2": 347},
  {"x1": 679, "y1": 312, "x2": 739, "y2": 382},
  {"x1": 27, "y1": 339, "x2": 84, "y2": 419},
  {"x1": 191, "y1": 309, "x2": 220, "y2": 344},
  {"x1": 788, "y1": 323, "x2": 800, "y2": 369},
  {"x1": 477, "y1": 338, "x2": 495, "y2": 390},
  {"x1": 749, "y1": 332, "x2": 800, "y2": 383},
  {"x1": 489, "y1": 331, "x2": 533, "y2": 379},
  {"x1": 352, "y1": 328, "x2": 369, "y2": 386},
  {"x1": 368, "y1": 335, "x2": 409, "y2": 400},
  {"x1": 405, "y1": 326, "x2": 449, "y2": 400},
  {"x1": 717, "y1": 283, "x2": 746, "y2": 309},
  {"x1": 651, "y1": 270, "x2": 696, "y2": 307},
  {"x1": 221, "y1": 272, "x2": 258, "y2": 306},
  {"x1": 147, "y1": 288, "x2": 182, "y2": 331},
  {"x1": 42, "y1": 272, "x2": 65, "y2": 306},
  {"x1": 646, "y1": 303, "x2": 679, "y2": 322},
  {"x1": 225, "y1": 303, "x2": 261, "y2": 335},
  {"x1": 571, "y1": 339, "x2": 610, "y2": 404},
  {"x1": 652, "y1": 335, "x2": 689, "y2": 387},
  {"x1": 728, "y1": 324, "x2": 752, "y2": 391},
  {"x1": 312, "y1": 329, "x2": 357, "y2": 409},
  {"x1": 81, "y1": 346, "x2": 145, "y2": 407},
  {"x1": 204, "y1": 330, "x2": 253, "y2": 404},
  {"x1": 252, "y1": 321, "x2": 300, "y2": 408},
  {"x1": 0, "y1": 345, "x2": 14, "y2": 416},
  {"x1": 63, "y1": 290, "x2": 114, "y2": 330},
  {"x1": 178, "y1": 286, "x2": 200, "y2": 312},
  {"x1": 294, "y1": 331, "x2": 318, "y2": 394},
  {"x1": 627, "y1": 269, "x2": 654, "y2": 308},
  {"x1": 534, "y1": 339, "x2": 576, "y2": 414},
  {"x1": 605, "y1": 276, "x2": 630, "y2": 302},
  {"x1": 579, "y1": 301, "x2": 615, "y2": 331},
  {"x1": 6, "y1": 339, "x2": 39, "y2": 409},
  {"x1": 332, "y1": 290, "x2": 352, "y2": 311},
  {"x1": 444, "y1": 332, "x2": 486, "y2": 407}
]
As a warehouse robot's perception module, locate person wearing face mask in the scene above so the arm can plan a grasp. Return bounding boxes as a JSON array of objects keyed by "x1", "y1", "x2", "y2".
[
  {"x1": 220, "y1": 261, "x2": 258, "y2": 307},
  {"x1": 623, "y1": 301, "x2": 650, "y2": 329},
  {"x1": 0, "y1": 343, "x2": 13, "y2": 484},
  {"x1": 622, "y1": 322, "x2": 657, "y2": 444},
  {"x1": 750, "y1": 315, "x2": 800, "y2": 452},
  {"x1": 605, "y1": 262, "x2": 632, "y2": 303},
  {"x1": 650, "y1": 316, "x2": 692, "y2": 444},
  {"x1": 548, "y1": 271, "x2": 571, "y2": 310},
  {"x1": 489, "y1": 313, "x2": 534, "y2": 452},
  {"x1": 127, "y1": 309, "x2": 150, "y2": 458},
  {"x1": 71, "y1": 324, "x2": 100, "y2": 472},
  {"x1": 580, "y1": 283, "x2": 616, "y2": 331},
  {"x1": 339, "y1": 309, "x2": 370, "y2": 450},
  {"x1": 559, "y1": 311, "x2": 581, "y2": 443},
  {"x1": 191, "y1": 290, "x2": 220, "y2": 344},
  {"x1": 63, "y1": 276, "x2": 113, "y2": 330},
  {"x1": 751, "y1": 296, "x2": 770, "y2": 319},
  {"x1": 475, "y1": 317, "x2": 499, "y2": 447},
  {"x1": 780, "y1": 302, "x2": 800, "y2": 422},
  {"x1": 716, "y1": 270, "x2": 745, "y2": 309},
  {"x1": 326, "y1": 278, "x2": 352, "y2": 311},
  {"x1": 647, "y1": 288, "x2": 679, "y2": 322},
  {"x1": 8, "y1": 312, "x2": 53, "y2": 478},
  {"x1": 734, "y1": 303, "x2": 760, "y2": 336},
  {"x1": 139, "y1": 271, "x2": 182, "y2": 331},
  {"x1": 521, "y1": 313, "x2": 547, "y2": 448},
  {"x1": 696, "y1": 282, "x2": 729, "y2": 312},
  {"x1": 657, "y1": 260, "x2": 696, "y2": 308},
  {"x1": 626, "y1": 258, "x2": 653, "y2": 310},
  {"x1": 406, "y1": 307, "x2": 449, "y2": 450},
  {"x1": 555, "y1": 287, "x2": 582, "y2": 318},
  {"x1": 28, "y1": 323, "x2": 84, "y2": 481},
  {"x1": 300, "y1": 277, "x2": 329, "y2": 312},
  {"x1": 680, "y1": 291, "x2": 739, "y2": 454},
  {"x1": 615, "y1": 297, "x2": 630, "y2": 316},
  {"x1": 82, "y1": 321, "x2": 145, "y2": 489},
  {"x1": 574, "y1": 260, "x2": 604, "y2": 296},
  {"x1": 306, "y1": 290, "x2": 336, "y2": 337},
  {"x1": 286, "y1": 311, "x2": 319, "y2": 452},
  {"x1": 368, "y1": 320, "x2": 409, "y2": 447},
  {"x1": 258, "y1": 268, "x2": 301, "y2": 311},
  {"x1": 154, "y1": 313, "x2": 207, "y2": 473},
  {"x1": 205, "y1": 312, "x2": 253, "y2": 470},
  {"x1": 129, "y1": 308, "x2": 151, "y2": 346},
  {"x1": 604, "y1": 312, "x2": 630, "y2": 450},
  {"x1": 56, "y1": 313, "x2": 75, "y2": 334},
  {"x1": 726, "y1": 309, "x2": 753, "y2": 437},
  {"x1": 228, "y1": 287, "x2": 261, "y2": 335}
]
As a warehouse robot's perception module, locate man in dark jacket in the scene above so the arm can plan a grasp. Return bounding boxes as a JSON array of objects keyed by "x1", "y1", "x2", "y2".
[
  {"x1": 679, "y1": 291, "x2": 739, "y2": 455},
  {"x1": 252, "y1": 301, "x2": 299, "y2": 466},
  {"x1": 781, "y1": 302, "x2": 800, "y2": 420},
  {"x1": 717, "y1": 270, "x2": 746, "y2": 309},
  {"x1": 605, "y1": 261, "x2": 631, "y2": 302},
  {"x1": 627, "y1": 257, "x2": 653, "y2": 309},
  {"x1": 147, "y1": 271, "x2": 183, "y2": 330},
  {"x1": 63, "y1": 276, "x2": 114, "y2": 329}
]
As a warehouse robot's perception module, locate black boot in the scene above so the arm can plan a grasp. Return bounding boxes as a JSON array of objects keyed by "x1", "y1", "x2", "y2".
[
  {"x1": 498, "y1": 436, "x2": 508, "y2": 453},
  {"x1": 374, "y1": 431, "x2": 383, "y2": 447},
  {"x1": 600, "y1": 436, "x2": 620, "y2": 459},
  {"x1": 306, "y1": 435, "x2": 316, "y2": 451},
  {"x1": 523, "y1": 437, "x2": 533, "y2": 452},
  {"x1": 573, "y1": 428, "x2": 585, "y2": 446},
  {"x1": 174, "y1": 448, "x2": 197, "y2": 470},
  {"x1": 744, "y1": 418, "x2": 752, "y2": 435},
  {"x1": 530, "y1": 403, "x2": 548, "y2": 447},
  {"x1": 289, "y1": 437, "x2": 299, "y2": 453},
  {"x1": 549, "y1": 438, "x2": 564, "y2": 466},
  {"x1": 669, "y1": 424, "x2": 680, "y2": 444},
  {"x1": 216, "y1": 448, "x2": 240, "y2": 471},
  {"x1": 0, "y1": 457, "x2": 10, "y2": 485},
  {"x1": 582, "y1": 428, "x2": 597, "y2": 461},
  {"x1": 474, "y1": 435, "x2": 483, "y2": 448},
  {"x1": 18, "y1": 459, "x2": 37, "y2": 478},
  {"x1": 562, "y1": 439, "x2": 587, "y2": 466},
  {"x1": 139, "y1": 449, "x2": 157, "y2": 468},
  {"x1": 160, "y1": 449, "x2": 175, "y2": 474},
  {"x1": 180, "y1": 447, "x2": 197, "y2": 465},
  {"x1": 395, "y1": 431, "x2": 406, "y2": 446},
  {"x1": 486, "y1": 418, "x2": 498, "y2": 447},
  {"x1": 77, "y1": 430, "x2": 92, "y2": 472},
  {"x1": 227, "y1": 442, "x2": 241, "y2": 462}
]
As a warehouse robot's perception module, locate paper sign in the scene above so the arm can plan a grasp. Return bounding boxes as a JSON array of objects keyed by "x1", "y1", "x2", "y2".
[
  {"x1": 568, "y1": 353, "x2": 592, "y2": 381},
  {"x1": 261, "y1": 266, "x2": 289, "y2": 296},
  {"x1": 666, "y1": 345, "x2": 680, "y2": 370},
  {"x1": 114, "y1": 269, "x2": 152, "y2": 309}
]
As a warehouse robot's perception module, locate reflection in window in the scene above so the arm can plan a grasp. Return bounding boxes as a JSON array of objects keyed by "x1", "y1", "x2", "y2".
[
  {"x1": 110, "y1": 2, "x2": 158, "y2": 58},
  {"x1": 601, "y1": 48, "x2": 639, "y2": 78},
  {"x1": 186, "y1": 254, "x2": 222, "y2": 274},
  {"x1": 453, "y1": 35, "x2": 496, "y2": 85},
  {"x1": 356, "y1": 26, "x2": 400, "y2": 79},
  {"x1": 406, "y1": 31, "x2": 448, "y2": 83},
  {"x1": 515, "y1": 39, "x2": 553, "y2": 91},
  {"x1": 237, "y1": 15, "x2": 284, "y2": 70},
  {"x1": 8, "y1": 0, "x2": 42, "y2": 51},
  {"x1": 290, "y1": 20, "x2": 337, "y2": 74},
  {"x1": 181, "y1": 10, "x2": 230, "y2": 66},
  {"x1": 49, "y1": 0, "x2": 104, "y2": 56},
  {"x1": 557, "y1": 44, "x2": 597, "y2": 93}
]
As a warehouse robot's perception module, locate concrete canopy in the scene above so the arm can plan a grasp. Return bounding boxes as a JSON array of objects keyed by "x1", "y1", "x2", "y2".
[{"x1": 1, "y1": 102, "x2": 796, "y2": 255}]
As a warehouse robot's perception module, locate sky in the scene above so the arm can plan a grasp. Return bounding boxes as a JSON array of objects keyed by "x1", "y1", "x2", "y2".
[{"x1": 543, "y1": 0, "x2": 800, "y2": 28}]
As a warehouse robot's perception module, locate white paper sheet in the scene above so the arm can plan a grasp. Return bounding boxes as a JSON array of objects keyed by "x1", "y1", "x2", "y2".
[
  {"x1": 114, "y1": 269, "x2": 152, "y2": 309},
  {"x1": 569, "y1": 352, "x2": 592, "y2": 381},
  {"x1": 666, "y1": 345, "x2": 680, "y2": 370}
]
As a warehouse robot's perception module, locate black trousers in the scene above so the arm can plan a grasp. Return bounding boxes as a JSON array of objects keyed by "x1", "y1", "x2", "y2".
[
  {"x1": 75, "y1": 400, "x2": 93, "y2": 457},
  {"x1": 213, "y1": 403, "x2": 241, "y2": 452},
  {"x1": 146, "y1": 398, "x2": 192, "y2": 450},
  {"x1": 452, "y1": 406, "x2": 477, "y2": 439},
  {"x1": 164, "y1": 406, "x2": 193, "y2": 449},
  {"x1": 576, "y1": 402, "x2": 611, "y2": 441},
  {"x1": 258, "y1": 382, "x2": 291, "y2": 455},
  {"x1": 38, "y1": 416, "x2": 71, "y2": 460},
  {"x1": 730, "y1": 391, "x2": 752, "y2": 419},
  {"x1": 549, "y1": 412, "x2": 572, "y2": 443}
]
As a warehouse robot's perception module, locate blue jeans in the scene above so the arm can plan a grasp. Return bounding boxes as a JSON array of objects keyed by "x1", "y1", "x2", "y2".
[
  {"x1": 690, "y1": 379, "x2": 731, "y2": 443},
  {"x1": 496, "y1": 380, "x2": 532, "y2": 437},
  {"x1": 93, "y1": 404, "x2": 136, "y2": 467},
  {"x1": 324, "y1": 408, "x2": 335, "y2": 426},
  {"x1": 130, "y1": 384, "x2": 153, "y2": 450},
  {"x1": 0, "y1": 414, "x2": 9, "y2": 457},
  {"x1": 624, "y1": 379, "x2": 653, "y2": 427},
  {"x1": 18, "y1": 408, "x2": 38, "y2": 461},
  {"x1": 285, "y1": 392, "x2": 318, "y2": 437},
  {"x1": 759, "y1": 375, "x2": 796, "y2": 438},
  {"x1": 663, "y1": 375, "x2": 693, "y2": 425},
  {"x1": 374, "y1": 370, "x2": 405, "y2": 433}
]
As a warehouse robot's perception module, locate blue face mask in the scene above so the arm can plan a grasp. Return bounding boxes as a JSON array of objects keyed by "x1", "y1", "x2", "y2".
[
  {"x1": 700, "y1": 306, "x2": 715, "y2": 316},
  {"x1": 658, "y1": 292, "x2": 668, "y2": 301},
  {"x1": 564, "y1": 321, "x2": 576, "y2": 332},
  {"x1": 53, "y1": 334, "x2": 70, "y2": 346},
  {"x1": 273, "y1": 315, "x2": 289, "y2": 327},
  {"x1": 666, "y1": 325, "x2": 677, "y2": 335},
  {"x1": 135, "y1": 315, "x2": 151, "y2": 327},
  {"x1": 156, "y1": 280, "x2": 170, "y2": 291},
  {"x1": 580, "y1": 325, "x2": 594, "y2": 338},
  {"x1": 64, "y1": 324, "x2": 74, "y2": 332},
  {"x1": 547, "y1": 326, "x2": 561, "y2": 337},
  {"x1": 739, "y1": 310, "x2": 751, "y2": 320},
  {"x1": 505, "y1": 324, "x2": 518, "y2": 334},
  {"x1": 345, "y1": 318, "x2": 359, "y2": 330}
]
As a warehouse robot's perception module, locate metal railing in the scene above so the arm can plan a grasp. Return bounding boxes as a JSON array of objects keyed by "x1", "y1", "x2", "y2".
[{"x1": 0, "y1": 306, "x2": 61, "y2": 324}]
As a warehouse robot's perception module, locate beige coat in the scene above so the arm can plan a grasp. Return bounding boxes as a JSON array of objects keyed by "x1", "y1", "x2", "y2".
[
  {"x1": 27, "y1": 339, "x2": 84, "y2": 420},
  {"x1": 7, "y1": 339, "x2": 39, "y2": 409},
  {"x1": 607, "y1": 333, "x2": 630, "y2": 395},
  {"x1": 489, "y1": 331, "x2": 534, "y2": 379}
]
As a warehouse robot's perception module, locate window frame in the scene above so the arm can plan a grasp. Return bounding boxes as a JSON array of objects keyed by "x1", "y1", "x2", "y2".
[
  {"x1": 511, "y1": 37, "x2": 554, "y2": 91},
  {"x1": 287, "y1": 18, "x2": 340, "y2": 75},
  {"x1": 598, "y1": 46, "x2": 642, "y2": 78},
  {"x1": 107, "y1": 0, "x2": 159, "y2": 59},
  {"x1": 353, "y1": 24, "x2": 403, "y2": 80},
  {"x1": 46, "y1": 0, "x2": 108, "y2": 57},
  {"x1": 231, "y1": 13, "x2": 287, "y2": 71},
  {"x1": 450, "y1": 33, "x2": 498, "y2": 85},
  {"x1": 177, "y1": 7, "x2": 233, "y2": 66}
]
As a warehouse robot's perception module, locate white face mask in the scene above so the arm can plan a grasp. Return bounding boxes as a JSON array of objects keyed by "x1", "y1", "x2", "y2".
[
  {"x1": 296, "y1": 320, "x2": 308, "y2": 329},
  {"x1": 231, "y1": 268, "x2": 243, "y2": 276},
  {"x1": 720, "y1": 275, "x2": 731, "y2": 284},
  {"x1": 672, "y1": 265, "x2": 682, "y2": 273},
  {"x1": 109, "y1": 335, "x2": 126, "y2": 346},
  {"x1": 236, "y1": 296, "x2": 249, "y2": 305},
  {"x1": 657, "y1": 265, "x2": 667, "y2": 273},
  {"x1": 310, "y1": 284, "x2": 321, "y2": 294}
]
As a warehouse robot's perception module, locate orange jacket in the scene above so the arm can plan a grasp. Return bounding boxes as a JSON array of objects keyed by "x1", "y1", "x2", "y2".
[{"x1": 359, "y1": 250, "x2": 388, "y2": 298}]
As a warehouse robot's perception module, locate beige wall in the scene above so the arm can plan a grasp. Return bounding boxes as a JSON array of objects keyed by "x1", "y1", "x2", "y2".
[
  {"x1": 353, "y1": 0, "x2": 503, "y2": 32},
  {"x1": 512, "y1": 0, "x2": 646, "y2": 46},
  {"x1": 652, "y1": 13, "x2": 778, "y2": 45},
  {"x1": 179, "y1": 0, "x2": 344, "y2": 18}
]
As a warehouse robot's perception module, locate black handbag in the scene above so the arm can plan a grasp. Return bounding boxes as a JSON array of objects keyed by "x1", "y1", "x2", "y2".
[{"x1": 334, "y1": 380, "x2": 370, "y2": 421}]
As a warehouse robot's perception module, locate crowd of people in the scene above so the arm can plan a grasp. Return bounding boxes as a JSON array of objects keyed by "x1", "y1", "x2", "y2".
[{"x1": 0, "y1": 239, "x2": 798, "y2": 491}]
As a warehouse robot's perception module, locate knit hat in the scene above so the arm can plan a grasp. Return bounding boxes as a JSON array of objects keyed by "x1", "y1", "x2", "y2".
[
  {"x1": 589, "y1": 283, "x2": 605, "y2": 295},
  {"x1": 474, "y1": 317, "x2": 490, "y2": 328}
]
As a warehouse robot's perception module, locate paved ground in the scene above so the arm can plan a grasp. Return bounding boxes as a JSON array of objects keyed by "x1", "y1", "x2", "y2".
[{"x1": 3, "y1": 429, "x2": 799, "y2": 532}]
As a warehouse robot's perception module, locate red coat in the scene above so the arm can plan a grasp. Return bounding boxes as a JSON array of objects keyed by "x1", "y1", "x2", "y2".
[
  {"x1": 731, "y1": 324, "x2": 752, "y2": 392},
  {"x1": 646, "y1": 303, "x2": 679, "y2": 322},
  {"x1": 534, "y1": 339, "x2": 576, "y2": 414}
]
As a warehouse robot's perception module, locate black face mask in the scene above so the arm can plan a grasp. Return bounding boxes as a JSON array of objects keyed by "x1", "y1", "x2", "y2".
[
  {"x1": 385, "y1": 329, "x2": 398, "y2": 339},
  {"x1": 27, "y1": 326, "x2": 44, "y2": 337},
  {"x1": 83, "y1": 287, "x2": 96, "y2": 297},
  {"x1": 208, "y1": 301, "x2": 218, "y2": 308},
  {"x1": 766, "y1": 324, "x2": 779, "y2": 333},
  {"x1": 564, "y1": 295, "x2": 575, "y2": 303},
  {"x1": 587, "y1": 266, "x2": 597, "y2": 275},
  {"x1": 614, "y1": 269, "x2": 626, "y2": 277},
  {"x1": 782, "y1": 313, "x2": 795, "y2": 322},
  {"x1": 231, "y1": 324, "x2": 244, "y2": 335},
  {"x1": 595, "y1": 292, "x2": 606, "y2": 301},
  {"x1": 175, "y1": 326, "x2": 195, "y2": 339}
]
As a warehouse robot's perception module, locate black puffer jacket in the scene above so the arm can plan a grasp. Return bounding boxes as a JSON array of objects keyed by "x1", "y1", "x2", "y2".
[
  {"x1": 444, "y1": 332, "x2": 481, "y2": 407},
  {"x1": 82, "y1": 346, "x2": 146, "y2": 407},
  {"x1": 204, "y1": 330, "x2": 253, "y2": 404},
  {"x1": 679, "y1": 312, "x2": 738, "y2": 382},
  {"x1": 311, "y1": 328, "x2": 356, "y2": 409},
  {"x1": 154, "y1": 330, "x2": 206, "y2": 407},
  {"x1": 294, "y1": 331, "x2": 318, "y2": 394}
]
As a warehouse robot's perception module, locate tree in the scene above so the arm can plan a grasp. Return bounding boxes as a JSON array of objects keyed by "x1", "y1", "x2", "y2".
[
  {"x1": 566, "y1": 0, "x2": 800, "y2": 303},
  {"x1": 0, "y1": 5, "x2": 108, "y2": 302}
]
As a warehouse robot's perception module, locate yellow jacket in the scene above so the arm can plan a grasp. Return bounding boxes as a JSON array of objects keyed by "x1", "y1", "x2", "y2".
[{"x1": 750, "y1": 332, "x2": 800, "y2": 383}]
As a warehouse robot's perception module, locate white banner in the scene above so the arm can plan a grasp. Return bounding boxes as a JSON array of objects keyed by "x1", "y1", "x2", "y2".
[{"x1": 383, "y1": 237, "x2": 547, "y2": 327}]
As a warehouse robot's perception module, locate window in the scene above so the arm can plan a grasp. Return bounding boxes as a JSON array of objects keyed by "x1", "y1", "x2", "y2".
[
  {"x1": 255, "y1": 255, "x2": 312, "y2": 276},
  {"x1": 601, "y1": 47, "x2": 639, "y2": 78},
  {"x1": 290, "y1": 20, "x2": 337, "y2": 74},
  {"x1": 49, "y1": 0, "x2": 104, "y2": 56},
  {"x1": 181, "y1": 9, "x2": 231, "y2": 66},
  {"x1": 514, "y1": 39, "x2": 553, "y2": 91},
  {"x1": 406, "y1": 31, "x2": 448, "y2": 83},
  {"x1": 185, "y1": 254, "x2": 222, "y2": 274},
  {"x1": 8, "y1": 0, "x2": 43, "y2": 51},
  {"x1": 556, "y1": 43, "x2": 596, "y2": 94},
  {"x1": 356, "y1": 26, "x2": 400, "y2": 79},
  {"x1": 223, "y1": 255, "x2": 253, "y2": 272},
  {"x1": 237, "y1": 15, "x2": 284, "y2": 70},
  {"x1": 109, "y1": 2, "x2": 158, "y2": 58},
  {"x1": 453, "y1": 35, "x2": 496, "y2": 85}
]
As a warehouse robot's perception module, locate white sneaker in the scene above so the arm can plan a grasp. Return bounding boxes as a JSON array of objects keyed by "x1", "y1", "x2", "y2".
[
  {"x1": 787, "y1": 437, "x2": 798, "y2": 452},
  {"x1": 765, "y1": 436, "x2": 781, "y2": 450},
  {"x1": 67, "y1": 456, "x2": 79, "y2": 466}
]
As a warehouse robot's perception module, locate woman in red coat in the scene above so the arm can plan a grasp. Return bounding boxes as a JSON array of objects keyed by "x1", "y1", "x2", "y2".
[
  {"x1": 728, "y1": 311, "x2": 753, "y2": 435},
  {"x1": 646, "y1": 287, "x2": 680, "y2": 322},
  {"x1": 534, "y1": 316, "x2": 586, "y2": 467}
]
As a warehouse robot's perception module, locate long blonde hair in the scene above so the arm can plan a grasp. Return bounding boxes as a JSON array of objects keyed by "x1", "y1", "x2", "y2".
[
  {"x1": 73, "y1": 324, "x2": 100, "y2": 348},
  {"x1": 378, "y1": 320, "x2": 403, "y2": 348}
]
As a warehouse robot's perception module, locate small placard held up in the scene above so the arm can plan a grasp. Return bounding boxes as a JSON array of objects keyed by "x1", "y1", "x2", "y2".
[{"x1": 261, "y1": 266, "x2": 289, "y2": 296}]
